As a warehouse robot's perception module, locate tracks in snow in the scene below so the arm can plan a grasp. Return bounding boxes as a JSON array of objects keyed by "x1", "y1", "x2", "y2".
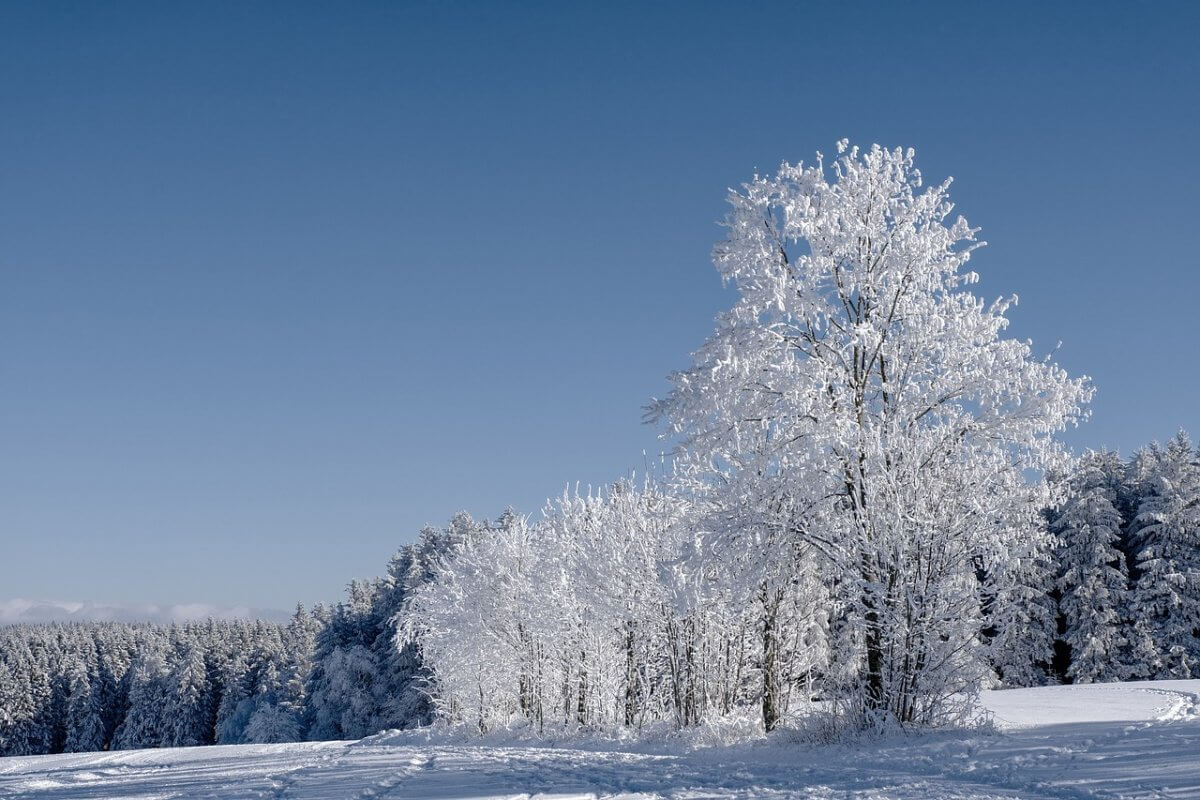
[
  {"x1": 1139, "y1": 685, "x2": 1200, "y2": 723},
  {"x1": 4, "y1": 682, "x2": 1200, "y2": 800},
  {"x1": 265, "y1": 743, "x2": 432, "y2": 800}
]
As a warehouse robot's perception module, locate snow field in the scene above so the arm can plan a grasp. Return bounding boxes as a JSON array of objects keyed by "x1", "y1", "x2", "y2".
[{"x1": 2, "y1": 680, "x2": 1199, "y2": 799}]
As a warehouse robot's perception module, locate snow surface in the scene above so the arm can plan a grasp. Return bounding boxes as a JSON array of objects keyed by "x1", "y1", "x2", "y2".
[{"x1": 2, "y1": 680, "x2": 1198, "y2": 799}]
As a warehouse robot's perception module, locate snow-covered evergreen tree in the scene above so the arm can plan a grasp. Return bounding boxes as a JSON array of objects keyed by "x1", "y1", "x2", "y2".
[
  {"x1": 281, "y1": 604, "x2": 320, "y2": 717},
  {"x1": 0, "y1": 620, "x2": 316, "y2": 755},
  {"x1": 0, "y1": 638, "x2": 43, "y2": 755},
  {"x1": 308, "y1": 644, "x2": 378, "y2": 739},
  {"x1": 113, "y1": 647, "x2": 171, "y2": 750},
  {"x1": 305, "y1": 579, "x2": 388, "y2": 740},
  {"x1": 215, "y1": 650, "x2": 255, "y2": 744},
  {"x1": 1050, "y1": 451, "x2": 1133, "y2": 683},
  {"x1": 367, "y1": 542, "x2": 438, "y2": 731},
  {"x1": 985, "y1": 526, "x2": 1058, "y2": 687},
  {"x1": 162, "y1": 646, "x2": 216, "y2": 748},
  {"x1": 244, "y1": 703, "x2": 301, "y2": 743},
  {"x1": 1128, "y1": 432, "x2": 1200, "y2": 677},
  {"x1": 63, "y1": 658, "x2": 106, "y2": 753}
]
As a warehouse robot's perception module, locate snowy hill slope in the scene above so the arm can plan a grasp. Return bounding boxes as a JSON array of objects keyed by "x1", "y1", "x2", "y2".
[{"x1": 1, "y1": 680, "x2": 1197, "y2": 799}]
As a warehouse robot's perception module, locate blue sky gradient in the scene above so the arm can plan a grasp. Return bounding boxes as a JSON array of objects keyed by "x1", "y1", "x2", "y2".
[{"x1": 2, "y1": 1, "x2": 1197, "y2": 611}]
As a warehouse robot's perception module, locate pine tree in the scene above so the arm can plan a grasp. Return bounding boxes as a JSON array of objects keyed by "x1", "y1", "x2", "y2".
[
  {"x1": 986, "y1": 529, "x2": 1058, "y2": 687},
  {"x1": 0, "y1": 642, "x2": 36, "y2": 756},
  {"x1": 214, "y1": 650, "x2": 254, "y2": 744},
  {"x1": 244, "y1": 704, "x2": 301, "y2": 743},
  {"x1": 280, "y1": 605, "x2": 319, "y2": 717},
  {"x1": 305, "y1": 581, "x2": 384, "y2": 741},
  {"x1": 1129, "y1": 432, "x2": 1200, "y2": 677},
  {"x1": 113, "y1": 648, "x2": 171, "y2": 750},
  {"x1": 163, "y1": 646, "x2": 216, "y2": 747},
  {"x1": 63, "y1": 659, "x2": 106, "y2": 753},
  {"x1": 1051, "y1": 451, "x2": 1133, "y2": 683}
]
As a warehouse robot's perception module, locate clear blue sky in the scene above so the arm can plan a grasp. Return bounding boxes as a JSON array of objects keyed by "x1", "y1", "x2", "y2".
[{"x1": 2, "y1": 1, "x2": 1197, "y2": 613}]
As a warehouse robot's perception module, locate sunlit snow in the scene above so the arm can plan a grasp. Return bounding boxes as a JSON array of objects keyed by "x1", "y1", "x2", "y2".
[{"x1": 2, "y1": 680, "x2": 1197, "y2": 799}]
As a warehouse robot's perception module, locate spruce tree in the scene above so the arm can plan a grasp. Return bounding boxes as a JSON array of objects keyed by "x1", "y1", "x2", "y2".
[
  {"x1": 113, "y1": 647, "x2": 171, "y2": 750},
  {"x1": 63, "y1": 659, "x2": 106, "y2": 753},
  {"x1": 986, "y1": 530, "x2": 1058, "y2": 687},
  {"x1": 1051, "y1": 451, "x2": 1132, "y2": 683},
  {"x1": 1129, "y1": 432, "x2": 1200, "y2": 677},
  {"x1": 164, "y1": 646, "x2": 216, "y2": 747}
]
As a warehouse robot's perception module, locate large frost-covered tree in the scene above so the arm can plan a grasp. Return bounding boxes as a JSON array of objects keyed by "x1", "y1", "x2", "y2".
[{"x1": 652, "y1": 142, "x2": 1092, "y2": 727}]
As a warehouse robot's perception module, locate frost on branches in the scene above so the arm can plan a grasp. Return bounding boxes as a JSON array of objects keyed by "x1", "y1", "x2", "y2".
[
  {"x1": 400, "y1": 480, "x2": 833, "y2": 735},
  {"x1": 650, "y1": 142, "x2": 1091, "y2": 728}
]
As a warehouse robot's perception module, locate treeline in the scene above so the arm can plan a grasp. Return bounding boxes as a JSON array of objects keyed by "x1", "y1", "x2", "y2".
[
  {"x1": 1035, "y1": 432, "x2": 1200, "y2": 684},
  {"x1": 0, "y1": 515, "x2": 471, "y2": 756},
  {"x1": 400, "y1": 482, "x2": 837, "y2": 734},
  {"x1": 0, "y1": 615, "x2": 319, "y2": 756}
]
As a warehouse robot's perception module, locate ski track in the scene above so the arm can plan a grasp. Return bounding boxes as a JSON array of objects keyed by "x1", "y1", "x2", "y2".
[{"x1": 2, "y1": 682, "x2": 1199, "y2": 799}]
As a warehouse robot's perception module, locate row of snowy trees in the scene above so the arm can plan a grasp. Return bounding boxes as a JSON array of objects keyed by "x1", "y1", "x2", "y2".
[
  {"x1": 0, "y1": 510, "x2": 478, "y2": 756},
  {"x1": 0, "y1": 613, "x2": 320, "y2": 756},
  {"x1": 401, "y1": 482, "x2": 835, "y2": 735},
  {"x1": 394, "y1": 444, "x2": 1198, "y2": 738},
  {"x1": 0, "y1": 517, "x2": 466, "y2": 757},
  {"x1": 396, "y1": 426, "x2": 1200, "y2": 738},
  {"x1": 1014, "y1": 433, "x2": 1200, "y2": 685}
]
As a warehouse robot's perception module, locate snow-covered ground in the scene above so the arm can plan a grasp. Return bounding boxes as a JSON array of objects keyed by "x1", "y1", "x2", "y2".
[{"x1": 2, "y1": 680, "x2": 1198, "y2": 799}]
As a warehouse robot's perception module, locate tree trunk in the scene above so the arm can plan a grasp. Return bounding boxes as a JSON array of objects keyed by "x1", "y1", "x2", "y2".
[
  {"x1": 623, "y1": 624, "x2": 637, "y2": 726},
  {"x1": 761, "y1": 585, "x2": 782, "y2": 732},
  {"x1": 576, "y1": 649, "x2": 588, "y2": 726},
  {"x1": 862, "y1": 561, "x2": 886, "y2": 718}
]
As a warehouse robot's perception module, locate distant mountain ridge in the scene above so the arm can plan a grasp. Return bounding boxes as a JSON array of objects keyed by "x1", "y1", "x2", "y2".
[{"x1": 0, "y1": 598, "x2": 291, "y2": 624}]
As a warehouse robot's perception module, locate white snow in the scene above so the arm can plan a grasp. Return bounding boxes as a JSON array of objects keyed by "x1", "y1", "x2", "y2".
[{"x1": 2, "y1": 680, "x2": 1198, "y2": 799}]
